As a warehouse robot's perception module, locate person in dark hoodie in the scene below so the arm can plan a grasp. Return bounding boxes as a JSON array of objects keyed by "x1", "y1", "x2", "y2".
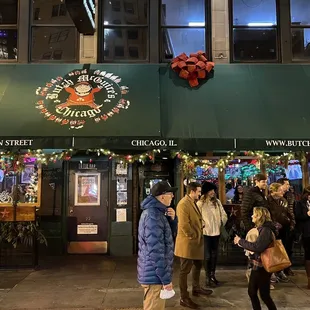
[
  {"x1": 234, "y1": 207, "x2": 277, "y2": 310},
  {"x1": 241, "y1": 174, "x2": 269, "y2": 232},
  {"x1": 137, "y1": 181, "x2": 178, "y2": 310}
]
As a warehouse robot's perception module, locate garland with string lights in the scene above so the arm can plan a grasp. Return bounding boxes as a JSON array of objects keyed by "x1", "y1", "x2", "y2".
[{"x1": 0, "y1": 149, "x2": 305, "y2": 177}]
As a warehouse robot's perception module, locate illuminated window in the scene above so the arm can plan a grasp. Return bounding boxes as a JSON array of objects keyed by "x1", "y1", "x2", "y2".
[
  {"x1": 160, "y1": 0, "x2": 211, "y2": 62},
  {"x1": 290, "y1": 0, "x2": 310, "y2": 60},
  {"x1": 230, "y1": 0, "x2": 279, "y2": 62},
  {"x1": 101, "y1": 0, "x2": 148, "y2": 61},
  {"x1": 0, "y1": 0, "x2": 18, "y2": 61}
]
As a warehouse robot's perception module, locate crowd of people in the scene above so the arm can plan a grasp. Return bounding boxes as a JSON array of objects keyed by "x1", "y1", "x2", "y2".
[{"x1": 136, "y1": 175, "x2": 310, "y2": 310}]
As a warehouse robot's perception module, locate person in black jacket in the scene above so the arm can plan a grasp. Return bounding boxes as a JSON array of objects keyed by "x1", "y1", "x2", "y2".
[
  {"x1": 295, "y1": 186, "x2": 310, "y2": 290},
  {"x1": 241, "y1": 174, "x2": 269, "y2": 232},
  {"x1": 277, "y1": 178, "x2": 296, "y2": 276},
  {"x1": 234, "y1": 207, "x2": 277, "y2": 310}
]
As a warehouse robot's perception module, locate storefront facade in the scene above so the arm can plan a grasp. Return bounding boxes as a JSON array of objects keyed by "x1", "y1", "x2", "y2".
[{"x1": 1, "y1": 63, "x2": 310, "y2": 267}]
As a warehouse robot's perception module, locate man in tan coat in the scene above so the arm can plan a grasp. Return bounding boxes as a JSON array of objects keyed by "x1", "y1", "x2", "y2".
[{"x1": 175, "y1": 182, "x2": 213, "y2": 309}]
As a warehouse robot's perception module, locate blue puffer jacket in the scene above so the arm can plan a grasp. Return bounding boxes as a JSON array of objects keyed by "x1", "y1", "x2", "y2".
[{"x1": 137, "y1": 195, "x2": 177, "y2": 285}]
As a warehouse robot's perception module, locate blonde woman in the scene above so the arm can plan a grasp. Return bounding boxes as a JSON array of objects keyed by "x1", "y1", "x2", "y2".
[
  {"x1": 234, "y1": 207, "x2": 277, "y2": 310},
  {"x1": 197, "y1": 182, "x2": 227, "y2": 287}
]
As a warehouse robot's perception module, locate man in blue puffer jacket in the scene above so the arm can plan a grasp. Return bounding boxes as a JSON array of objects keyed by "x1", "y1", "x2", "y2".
[{"x1": 137, "y1": 181, "x2": 178, "y2": 310}]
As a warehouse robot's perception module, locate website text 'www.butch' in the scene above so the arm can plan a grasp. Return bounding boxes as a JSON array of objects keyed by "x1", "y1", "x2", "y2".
[{"x1": 265, "y1": 140, "x2": 310, "y2": 147}]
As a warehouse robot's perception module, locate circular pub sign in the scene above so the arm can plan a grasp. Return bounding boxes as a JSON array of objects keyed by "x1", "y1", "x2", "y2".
[{"x1": 35, "y1": 68, "x2": 130, "y2": 129}]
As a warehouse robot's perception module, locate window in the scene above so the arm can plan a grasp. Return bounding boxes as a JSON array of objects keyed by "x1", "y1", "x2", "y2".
[
  {"x1": 124, "y1": 2, "x2": 135, "y2": 14},
  {"x1": 160, "y1": 0, "x2": 210, "y2": 61},
  {"x1": 34, "y1": 8, "x2": 40, "y2": 21},
  {"x1": 101, "y1": 0, "x2": 148, "y2": 61},
  {"x1": 52, "y1": 4, "x2": 66, "y2": 18},
  {"x1": 31, "y1": 0, "x2": 77, "y2": 62},
  {"x1": 230, "y1": 0, "x2": 279, "y2": 62},
  {"x1": 290, "y1": 0, "x2": 310, "y2": 60},
  {"x1": 0, "y1": 0, "x2": 18, "y2": 61},
  {"x1": 129, "y1": 46, "x2": 139, "y2": 58}
]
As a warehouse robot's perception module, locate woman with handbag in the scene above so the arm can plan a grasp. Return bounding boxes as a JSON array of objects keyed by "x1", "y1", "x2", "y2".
[
  {"x1": 197, "y1": 182, "x2": 227, "y2": 287},
  {"x1": 294, "y1": 186, "x2": 310, "y2": 289},
  {"x1": 234, "y1": 207, "x2": 277, "y2": 310}
]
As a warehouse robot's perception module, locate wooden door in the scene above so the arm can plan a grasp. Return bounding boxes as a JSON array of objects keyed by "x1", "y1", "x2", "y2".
[{"x1": 67, "y1": 160, "x2": 109, "y2": 254}]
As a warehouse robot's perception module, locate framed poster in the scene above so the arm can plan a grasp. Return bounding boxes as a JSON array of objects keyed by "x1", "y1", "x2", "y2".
[
  {"x1": 21, "y1": 165, "x2": 35, "y2": 184},
  {"x1": 74, "y1": 173, "x2": 101, "y2": 206}
]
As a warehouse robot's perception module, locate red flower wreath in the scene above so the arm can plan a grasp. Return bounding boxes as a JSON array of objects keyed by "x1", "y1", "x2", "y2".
[{"x1": 170, "y1": 51, "x2": 215, "y2": 88}]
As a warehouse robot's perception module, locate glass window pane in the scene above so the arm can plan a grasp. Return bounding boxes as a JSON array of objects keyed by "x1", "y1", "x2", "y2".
[
  {"x1": 104, "y1": 28, "x2": 147, "y2": 60},
  {"x1": 290, "y1": 0, "x2": 310, "y2": 26},
  {"x1": 233, "y1": 28, "x2": 277, "y2": 61},
  {"x1": 161, "y1": 0, "x2": 205, "y2": 26},
  {"x1": 0, "y1": 29, "x2": 17, "y2": 60},
  {"x1": 31, "y1": 27, "x2": 77, "y2": 62},
  {"x1": 292, "y1": 28, "x2": 310, "y2": 60},
  {"x1": 232, "y1": 0, "x2": 277, "y2": 26},
  {"x1": 162, "y1": 28, "x2": 205, "y2": 60},
  {"x1": 103, "y1": 0, "x2": 148, "y2": 25},
  {"x1": 32, "y1": 0, "x2": 74, "y2": 24},
  {"x1": 0, "y1": 0, "x2": 18, "y2": 24}
]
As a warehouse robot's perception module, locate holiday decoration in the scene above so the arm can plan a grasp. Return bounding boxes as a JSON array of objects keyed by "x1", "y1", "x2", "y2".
[
  {"x1": 172, "y1": 151, "x2": 237, "y2": 178},
  {"x1": 171, "y1": 51, "x2": 214, "y2": 87},
  {"x1": 25, "y1": 169, "x2": 39, "y2": 203}
]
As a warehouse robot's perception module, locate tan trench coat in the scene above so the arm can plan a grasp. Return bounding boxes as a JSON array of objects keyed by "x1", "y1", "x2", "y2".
[{"x1": 174, "y1": 195, "x2": 204, "y2": 260}]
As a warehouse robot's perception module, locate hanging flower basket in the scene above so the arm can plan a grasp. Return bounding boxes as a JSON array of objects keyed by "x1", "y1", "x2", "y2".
[{"x1": 170, "y1": 51, "x2": 215, "y2": 87}]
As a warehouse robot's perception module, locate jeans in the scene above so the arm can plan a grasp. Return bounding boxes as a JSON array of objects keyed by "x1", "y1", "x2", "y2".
[
  {"x1": 179, "y1": 258, "x2": 202, "y2": 299},
  {"x1": 248, "y1": 268, "x2": 277, "y2": 310},
  {"x1": 204, "y1": 235, "x2": 220, "y2": 276}
]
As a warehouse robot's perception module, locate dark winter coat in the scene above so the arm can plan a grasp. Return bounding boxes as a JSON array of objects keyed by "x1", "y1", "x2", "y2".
[
  {"x1": 239, "y1": 221, "x2": 276, "y2": 263},
  {"x1": 241, "y1": 186, "x2": 269, "y2": 232},
  {"x1": 284, "y1": 191, "x2": 296, "y2": 229},
  {"x1": 295, "y1": 199, "x2": 310, "y2": 238},
  {"x1": 268, "y1": 195, "x2": 294, "y2": 230},
  {"x1": 137, "y1": 195, "x2": 177, "y2": 285}
]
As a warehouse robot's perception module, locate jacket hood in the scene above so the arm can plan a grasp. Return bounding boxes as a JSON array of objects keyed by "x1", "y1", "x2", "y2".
[
  {"x1": 141, "y1": 195, "x2": 167, "y2": 212},
  {"x1": 262, "y1": 221, "x2": 277, "y2": 235}
]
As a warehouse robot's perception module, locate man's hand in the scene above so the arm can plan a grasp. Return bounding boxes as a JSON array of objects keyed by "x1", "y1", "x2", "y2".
[
  {"x1": 307, "y1": 210, "x2": 310, "y2": 217},
  {"x1": 163, "y1": 282, "x2": 173, "y2": 291},
  {"x1": 234, "y1": 235, "x2": 241, "y2": 245},
  {"x1": 166, "y1": 208, "x2": 175, "y2": 220}
]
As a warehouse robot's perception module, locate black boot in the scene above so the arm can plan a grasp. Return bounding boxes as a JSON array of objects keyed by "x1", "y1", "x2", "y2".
[
  {"x1": 205, "y1": 260, "x2": 215, "y2": 288},
  {"x1": 210, "y1": 272, "x2": 220, "y2": 286},
  {"x1": 210, "y1": 252, "x2": 220, "y2": 286}
]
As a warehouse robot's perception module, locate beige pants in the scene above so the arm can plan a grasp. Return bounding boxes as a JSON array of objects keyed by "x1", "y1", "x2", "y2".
[{"x1": 142, "y1": 284, "x2": 165, "y2": 310}]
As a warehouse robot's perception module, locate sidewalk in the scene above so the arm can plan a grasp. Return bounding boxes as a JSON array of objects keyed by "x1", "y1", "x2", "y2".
[{"x1": 0, "y1": 255, "x2": 309, "y2": 310}]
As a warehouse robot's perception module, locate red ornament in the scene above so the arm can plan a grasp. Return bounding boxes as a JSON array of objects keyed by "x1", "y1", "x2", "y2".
[{"x1": 171, "y1": 51, "x2": 214, "y2": 88}]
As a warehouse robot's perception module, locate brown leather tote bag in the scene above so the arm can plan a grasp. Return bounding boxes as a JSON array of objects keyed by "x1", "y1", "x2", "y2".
[{"x1": 260, "y1": 233, "x2": 291, "y2": 273}]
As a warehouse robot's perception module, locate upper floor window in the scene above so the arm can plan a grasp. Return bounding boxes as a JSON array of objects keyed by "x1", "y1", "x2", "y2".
[
  {"x1": 290, "y1": 0, "x2": 310, "y2": 61},
  {"x1": 100, "y1": 0, "x2": 148, "y2": 62},
  {"x1": 30, "y1": 0, "x2": 78, "y2": 62},
  {"x1": 160, "y1": 0, "x2": 210, "y2": 62},
  {"x1": 230, "y1": 0, "x2": 279, "y2": 62},
  {"x1": 0, "y1": 0, "x2": 18, "y2": 61}
]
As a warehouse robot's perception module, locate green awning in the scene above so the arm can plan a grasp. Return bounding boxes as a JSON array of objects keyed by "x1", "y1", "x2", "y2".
[
  {"x1": 1, "y1": 64, "x2": 310, "y2": 151},
  {"x1": 0, "y1": 64, "x2": 161, "y2": 149},
  {"x1": 160, "y1": 64, "x2": 310, "y2": 150}
]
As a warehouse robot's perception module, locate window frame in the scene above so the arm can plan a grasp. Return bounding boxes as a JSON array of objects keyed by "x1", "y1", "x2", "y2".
[
  {"x1": 289, "y1": 0, "x2": 310, "y2": 62},
  {"x1": 98, "y1": 0, "x2": 150, "y2": 63},
  {"x1": 229, "y1": 0, "x2": 281, "y2": 63},
  {"x1": 0, "y1": 0, "x2": 19, "y2": 62},
  {"x1": 159, "y1": 0, "x2": 212, "y2": 63},
  {"x1": 29, "y1": 1, "x2": 79, "y2": 63}
]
